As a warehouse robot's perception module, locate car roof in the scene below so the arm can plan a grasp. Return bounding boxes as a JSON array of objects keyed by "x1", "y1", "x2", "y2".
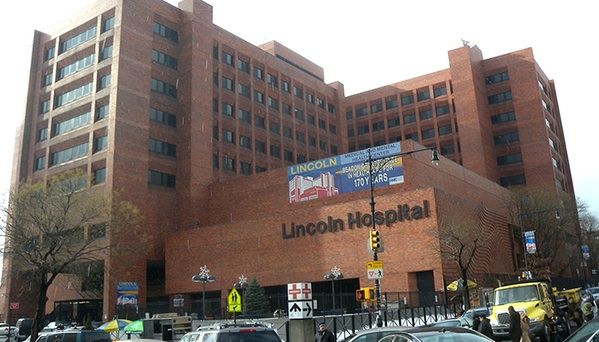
[{"x1": 352, "y1": 327, "x2": 412, "y2": 336}]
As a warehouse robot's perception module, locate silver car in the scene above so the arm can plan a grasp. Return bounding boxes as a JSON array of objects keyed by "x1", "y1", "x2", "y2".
[{"x1": 342, "y1": 327, "x2": 411, "y2": 342}]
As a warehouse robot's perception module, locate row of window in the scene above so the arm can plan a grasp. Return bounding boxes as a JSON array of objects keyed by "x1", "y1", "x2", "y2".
[
  {"x1": 348, "y1": 109, "x2": 451, "y2": 137},
  {"x1": 35, "y1": 132, "x2": 108, "y2": 170},
  {"x1": 212, "y1": 155, "x2": 268, "y2": 175},
  {"x1": 37, "y1": 103, "x2": 109, "y2": 144},
  {"x1": 152, "y1": 21, "x2": 179, "y2": 43}
]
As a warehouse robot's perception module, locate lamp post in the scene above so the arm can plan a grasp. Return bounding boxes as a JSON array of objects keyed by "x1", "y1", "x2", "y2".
[
  {"x1": 192, "y1": 265, "x2": 216, "y2": 320},
  {"x1": 367, "y1": 146, "x2": 440, "y2": 327},
  {"x1": 324, "y1": 266, "x2": 344, "y2": 313},
  {"x1": 518, "y1": 208, "x2": 561, "y2": 278}
]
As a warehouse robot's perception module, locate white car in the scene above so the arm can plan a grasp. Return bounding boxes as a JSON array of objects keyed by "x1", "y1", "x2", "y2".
[{"x1": 587, "y1": 287, "x2": 599, "y2": 302}]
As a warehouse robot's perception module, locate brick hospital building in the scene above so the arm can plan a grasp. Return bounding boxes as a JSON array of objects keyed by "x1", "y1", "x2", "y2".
[{"x1": 1, "y1": 0, "x2": 575, "y2": 322}]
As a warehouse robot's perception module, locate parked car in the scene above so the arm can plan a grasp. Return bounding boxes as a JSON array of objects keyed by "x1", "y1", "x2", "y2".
[
  {"x1": 463, "y1": 306, "x2": 491, "y2": 320},
  {"x1": 340, "y1": 327, "x2": 411, "y2": 342},
  {"x1": 185, "y1": 322, "x2": 282, "y2": 342},
  {"x1": 423, "y1": 317, "x2": 473, "y2": 328},
  {"x1": 564, "y1": 316, "x2": 599, "y2": 342},
  {"x1": 587, "y1": 287, "x2": 599, "y2": 302},
  {"x1": 378, "y1": 326, "x2": 493, "y2": 342},
  {"x1": 15, "y1": 319, "x2": 33, "y2": 342},
  {"x1": 0, "y1": 324, "x2": 17, "y2": 342},
  {"x1": 33, "y1": 330, "x2": 110, "y2": 342}
]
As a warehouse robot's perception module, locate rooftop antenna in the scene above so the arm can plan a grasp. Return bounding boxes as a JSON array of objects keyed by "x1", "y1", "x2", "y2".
[{"x1": 461, "y1": 38, "x2": 470, "y2": 47}]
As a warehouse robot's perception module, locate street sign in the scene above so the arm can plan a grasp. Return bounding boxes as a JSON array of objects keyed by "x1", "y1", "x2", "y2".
[
  {"x1": 9, "y1": 302, "x2": 19, "y2": 310},
  {"x1": 227, "y1": 288, "x2": 242, "y2": 313},
  {"x1": 288, "y1": 300, "x2": 313, "y2": 319},
  {"x1": 287, "y1": 282, "x2": 312, "y2": 300},
  {"x1": 367, "y1": 261, "x2": 384, "y2": 279}
]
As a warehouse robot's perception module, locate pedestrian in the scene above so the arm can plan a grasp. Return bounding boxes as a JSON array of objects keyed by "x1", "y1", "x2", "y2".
[
  {"x1": 520, "y1": 315, "x2": 531, "y2": 342},
  {"x1": 472, "y1": 314, "x2": 481, "y2": 332},
  {"x1": 508, "y1": 306, "x2": 522, "y2": 342},
  {"x1": 478, "y1": 315, "x2": 494, "y2": 340},
  {"x1": 315, "y1": 322, "x2": 335, "y2": 342}
]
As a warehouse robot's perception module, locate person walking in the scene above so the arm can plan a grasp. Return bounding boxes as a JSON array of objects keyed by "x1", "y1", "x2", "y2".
[
  {"x1": 478, "y1": 315, "x2": 494, "y2": 340},
  {"x1": 472, "y1": 315, "x2": 481, "y2": 332},
  {"x1": 520, "y1": 315, "x2": 531, "y2": 342},
  {"x1": 508, "y1": 306, "x2": 522, "y2": 342},
  {"x1": 315, "y1": 322, "x2": 336, "y2": 342}
]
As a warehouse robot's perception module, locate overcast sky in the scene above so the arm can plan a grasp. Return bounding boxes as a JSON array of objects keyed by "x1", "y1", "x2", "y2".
[{"x1": 1, "y1": 0, "x2": 597, "y2": 217}]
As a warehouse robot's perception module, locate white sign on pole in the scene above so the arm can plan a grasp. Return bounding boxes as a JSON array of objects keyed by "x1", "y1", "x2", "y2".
[
  {"x1": 367, "y1": 269, "x2": 384, "y2": 279},
  {"x1": 287, "y1": 282, "x2": 312, "y2": 300},
  {"x1": 288, "y1": 300, "x2": 313, "y2": 319}
]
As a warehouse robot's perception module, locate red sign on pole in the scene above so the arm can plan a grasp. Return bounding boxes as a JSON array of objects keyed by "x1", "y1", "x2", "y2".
[{"x1": 9, "y1": 302, "x2": 19, "y2": 310}]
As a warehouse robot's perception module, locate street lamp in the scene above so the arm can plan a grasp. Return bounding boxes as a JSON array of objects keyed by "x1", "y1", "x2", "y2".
[
  {"x1": 324, "y1": 266, "x2": 344, "y2": 313},
  {"x1": 368, "y1": 146, "x2": 439, "y2": 327},
  {"x1": 192, "y1": 265, "x2": 216, "y2": 320}
]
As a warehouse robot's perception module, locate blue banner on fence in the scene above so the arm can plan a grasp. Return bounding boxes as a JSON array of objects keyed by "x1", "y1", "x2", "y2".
[
  {"x1": 287, "y1": 142, "x2": 404, "y2": 203},
  {"x1": 524, "y1": 231, "x2": 536, "y2": 254}
]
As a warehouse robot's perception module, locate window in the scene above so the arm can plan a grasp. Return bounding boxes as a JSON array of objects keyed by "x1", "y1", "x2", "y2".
[
  {"x1": 256, "y1": 165, "x2": 267, "y2": 173},
  {"x1": 37, "y1": 128, "x2": 48, "y2": 142},
  {"x1": 51, "y1": 142, "x2": 88, "y2": 166},
  {"x1": 58, "y1": 54, "x2": 94, "y2": 80},
  {"x1": 54, "y1": 112, "x2": 90, "y2": 136},
  {"x1": 500, "y1": 174, "x2": 526, "y2": 187},
  {"x1": 295, "y1": 109, "x2": 304, "y2": 121},
  {"x1": 319, "y1": 140, "x2": 328, "y2": 152},
  {"x1": 34, "y1": 156, "x2": 46, "y2": 171},
  {"x1": 284, "y1": 150, "x2": 294, "y2": 162},
  {"x1": 254, "y1": 90, "x2": 264, "y2": 104},
  {"x1": 237, "y1": 59, "x2": 249, "y2": 73},
  {"x1": 282, "y1": 80, "x2": 290, "y2": 92},
  {"x1": 149, "y1": 138, "x2": 176, "y2": 157},
  {"x1": 212, "y1": 153, "x2": 219, "y2": 168},
  {"x1": 497, "y1": 153, "x2": 522, "y2": 166},
  {"x1": 255, "y1": 115, "x2": 265, "y2": 128},
  {"x1": 152, "y1": 50, "x2": 178, "y2": 70},
  {"x1": 222, "y1": 129, "x2": 235, "y2": 144},
  {"x1": 255, "y1": 140, "x2": 266, "y2": 154},
  {"x1": 267, "y1": 74, "x2": 278, "y2": 88},
  {"x1": 440, "y1": 143, "x2": 455, "y2": 155},
  {"x1": 222, "y1": 51, "x2": 233, "y2": 66},
  {"x1": 296, "y1": 131, "x2": 305, "y2": 143},
  {"x1": 238, "y1": 83, "x2": 250, "y2": 98},
  {"x1": 223, "y1": 156, "x2": 235, "y2": 171},
  {"x1": 307, "y1": 114, "x2": 315, "y2": 126},
  {"x1": 93, "y1": 167, "x2": 107, "y2": 184},
  {"x1": 331, "y1": 145, "x2": 338, "y2": 154},
  {"x1": 417, "y1": 89, "x2": 430, "y2": 102},
  {"x1": 254, "y1": 67, "x2": 263, "y2": 80},
  {"x1": 148, "y1": 169, "x2": 176, "y2": 188},
  {"x1": 283, "y1": 103, "x2": 292, "y2": 116},
  {"x1": 268, "y1": 97, "x2": 279, "y2": 111},
  {"x1": 433, "y1": 86, "x2": 447, "y2": 97},
  {"x1": 222, "y1": 102, "x2": 234, "y2": 117},
  {"x1": 485, "y1": 71, "x2": 509, "y2": 85},
  {"x1": 309, "y1": 136, "x2": 317, "y2": 147},
  {"x1": 491, "y1": 111, "x2": 516, "y2": 124},
  {"x1": 270, "y1": 121, "x2": 280, "y2": 135},
  {"x1": 388, "y1": 117, "x2": 400, "y2": 128},
  {"x1": 347, "y1": 128, "x2": 354, "y2": 137},
  {"x1": 307, "y1": 94, "x2": 314, "y2": 104},
  {"x1": 152, "y1": 21, "x2": 179, "y2": 43},
  {"x1": 270, "y1": 144, "x2": 281, "y2": 158},
  {"x1": 356, "y1": 106, "x2": 368, "y2": 117},
  {"x1": 494, "y1": 131, "x2": 519, "y2": 145},
  {"x1": 240, "y1": 161, "x2": 252, "y2": 175},
  {"x1": 100, "y1": 45, "x2": 113, "y2": 60},
  {"x1": 329, "y1": 124, "x2": 336, "y2": 134},
  {"x1": 386, "y1": 99, "x2": 398, "y2": 110},
  {"x1": 403, "y1": 112, "x2": 416, "y2": 124},
  {"x1": 293, "y1": 86, "x2": 303, "y2": 99},
  {"x1": 346, "y1": 110, "x2": 353, "y2": 120},
  {"x1": 60, "y1": 26, "x2": 96, "y2": 53},
  {"x1": 42, "y1": 73, "x2": 53, "y2": 87},
  {"x1": 283, "y1": 126, "x2": 293, "y2": 139},
  {"x1": 44, "y1": 47, "x2": 55, "y2": 62},
  {"x1": 372, "y1": 121, "x2": 384, "y2": 132},
  {"x1": 488, "y1": 91, "x2": 512, "y2": 104},
  {"x1": 98, "y1": 74, "x2": 111, "y2": 90},
  {"x1": 222, "y1": 76, "x2": 234, "y2": 91},
  {"x1": 151, "y1": 78, "x2": 177, "y2": 99},
  {"x1": 552, "y1": 157, "x2": 561, "y2": 170},
  {"x1": 419, "y1": 109, "x2": 433, "y2": 120},
  {"x1": 357, "y1": 125, "x2": 369, "y2": 135},
  {"x1": 240, "y1": 135, "x2": 251, "y2": 149},
  {"x1": 297, "y1": 154, "x2": 307, "y2": 163},
  {"x1": 94, "y1": 135, "x2": 108, "y2": 152},
  {"x1": 318, "y1": 98, "x2": 326, "y2": 109},
  {"x1": 150, "y1": 107, "x2": 176, "y2": 127},
  {"x1": 40, "y1": 100, "x2": 51, "y2": 114},
  {"x1": 438, "y1": 124, "x2": 452, "y2": 136},
  {"x1": 401, "y1": 94, "x2": 414, "y2": 105},
  {"x1": 238, "y1": 109, "x2": 251, "y2": 124},
  {"x1": 55, "y1": 83, "x2": 93, "y2": 107},
  {"x1": 436, "y1": 105, "x2": 450, "y2": 116},
  {"x1": 89, "y1": 223, "x2": 107, "y2": 240},
  {"x1": 318, "y1": 118, "x2": 326, "y2": 130},
  {"x1": 548, "y1": 137, "x2": 558, "y2": 151},
  {"x1": 374, "y1": 139, "x2": 386, "y2": 146},
  {"x1": 213, "y1": 125, "x2": 218, "y2": 140},
  {"x1": 421, "y1": 128, "x2": 435, "y2": 140},
  {"x1": 102, "y1": 16, "x2": 115, "y2": 33},
  {"x1": 371, "y1": 102, "x2": 383, "y2": 113},
  {"x1": 405, "y1": 132, "x2": 418, "y2": 141}
]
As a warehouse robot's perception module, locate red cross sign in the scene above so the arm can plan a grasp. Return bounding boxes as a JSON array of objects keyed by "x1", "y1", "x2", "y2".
[{"x1": 287, "y1": 282, "x2": 312, "y2": 300}]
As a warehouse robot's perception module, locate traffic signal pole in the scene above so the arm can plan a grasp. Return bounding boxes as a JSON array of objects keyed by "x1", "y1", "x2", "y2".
[{"x1": 368, "y1": 149, "x2": 383, "y2": 327}]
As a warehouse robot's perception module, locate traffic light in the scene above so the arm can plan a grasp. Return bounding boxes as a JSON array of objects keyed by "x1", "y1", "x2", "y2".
[
  {"x1": 356, "y1": 289, "x2": 366, "y2": 302},
  {"x1": 369, "y1": 229, "x2": 380, "y2": 251}
]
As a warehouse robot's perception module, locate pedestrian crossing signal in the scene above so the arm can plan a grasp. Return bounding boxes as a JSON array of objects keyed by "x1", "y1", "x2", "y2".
[
  {"x1": 356, "y1": 287, "x2": 375, "y2": 302},
  {"x1": 369, "y1": 229, "x2": 380, "y2": 251}
]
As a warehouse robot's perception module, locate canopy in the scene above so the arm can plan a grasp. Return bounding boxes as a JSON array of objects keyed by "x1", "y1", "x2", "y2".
[
  {"x1": 123, "y1": 320, "x2": 143, "y2": 334},
  {"x1": 96, "y1": 319, "x2": 132, "y2": 333},
  {"x1": 446, "y1": 279, "x2": 477, "y2": 291}
]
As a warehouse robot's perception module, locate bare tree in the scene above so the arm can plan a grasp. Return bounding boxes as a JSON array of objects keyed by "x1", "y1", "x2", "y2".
[
  {"x1": 579, "y1": 200, "x2": 599, "y2": 278},
  {"x1": 434, "y1": 210, "x2": 495, "y2": 310},
  {"x1": 1, "y1": 171, "x2": 141, "y2": 341}
]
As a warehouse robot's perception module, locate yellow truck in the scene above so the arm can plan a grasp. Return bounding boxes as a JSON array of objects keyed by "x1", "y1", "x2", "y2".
[{"x1": 489, "y1": 279, "x2": 578, "y2": 341}]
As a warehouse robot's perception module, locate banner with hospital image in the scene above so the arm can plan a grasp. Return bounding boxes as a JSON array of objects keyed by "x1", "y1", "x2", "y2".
[{"x1": 287, "y1": 142, "x2": 404, "y2": 203}]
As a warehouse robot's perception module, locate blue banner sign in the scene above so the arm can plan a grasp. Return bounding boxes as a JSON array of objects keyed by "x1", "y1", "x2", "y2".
[
  {"x1": 524, "y1": 231, "x2": 536, "y2": 254},
  {"x1": 288, "y1": 142, "x2": 403, "y2": 203},
  {"x1": 116, "y1": 282, "x2": 139, "y2": 306},
  {"x1": 582, "y1": 244, "x2": 590, "y2": 260}
]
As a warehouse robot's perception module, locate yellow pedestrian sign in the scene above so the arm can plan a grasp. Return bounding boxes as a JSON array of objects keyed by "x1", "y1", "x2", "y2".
[{"x1": 228, "y1": 288, "x2": 242, "y2": 313}]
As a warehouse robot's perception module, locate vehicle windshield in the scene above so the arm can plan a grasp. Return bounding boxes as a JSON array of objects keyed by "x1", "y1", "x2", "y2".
[
  {"x1": 588, "y1": 288, "x2": 599, "y2": 294},
  {"x1": 414, "y1": 331, "x2": 491, "y2": 342},
  {"x1": 217, "y1": 331, "x2": 281, "y2": 342},
  {"x1": 565, "y1": 320, "x2": 599, "y2": 342},
  {"x1": 495, "y1": 285, "x2": 539, "y2": 305}
]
